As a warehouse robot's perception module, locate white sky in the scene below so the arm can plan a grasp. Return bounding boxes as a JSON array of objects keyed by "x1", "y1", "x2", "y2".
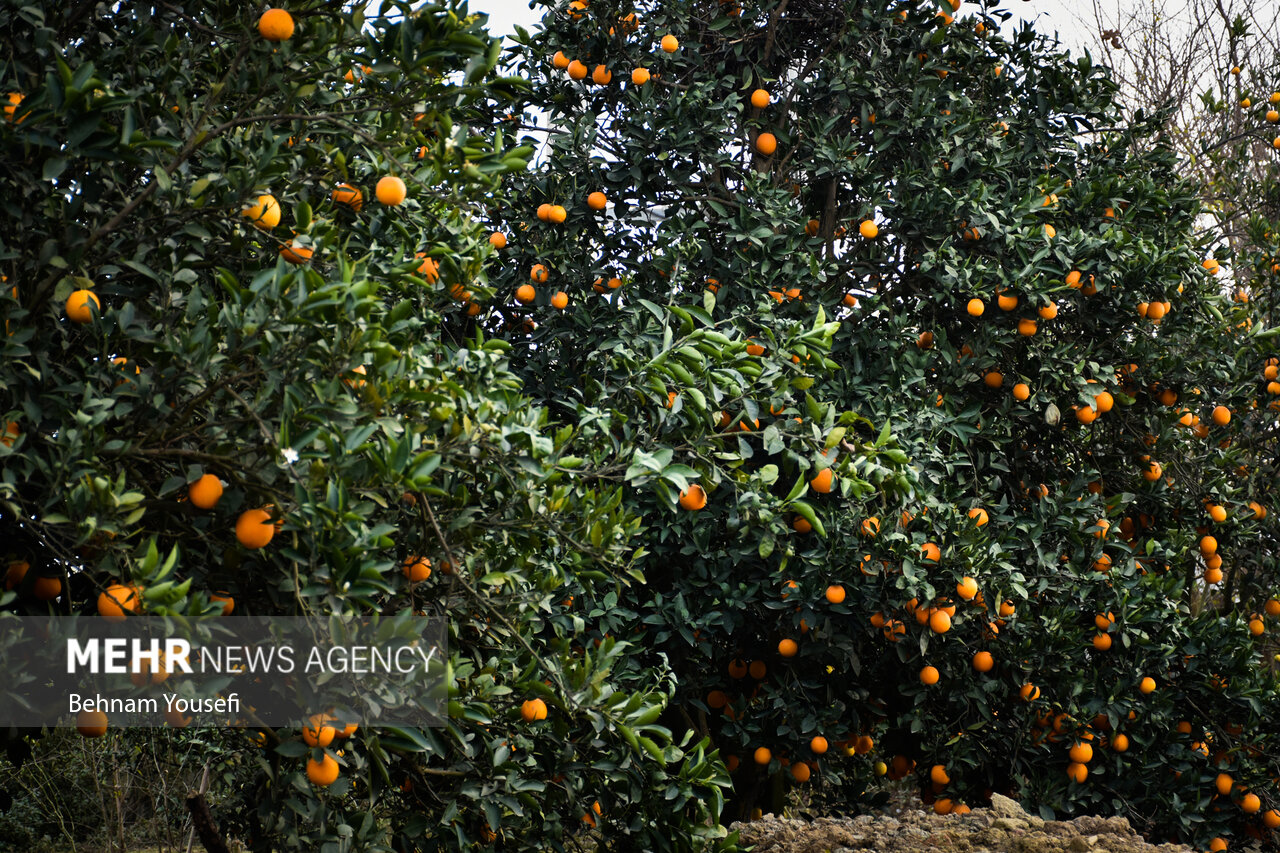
[{"x1": 471, "y1": 0, "x2": 1100, "y2": 55}]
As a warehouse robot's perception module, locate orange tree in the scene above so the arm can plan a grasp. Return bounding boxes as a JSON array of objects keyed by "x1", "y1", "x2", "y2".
[
  {"x1": 490, "y1": 0, "x2": 1280, "y2": 847},
  {"x1": 0, "y1": 2, "x2": 741, "y2": 851}
]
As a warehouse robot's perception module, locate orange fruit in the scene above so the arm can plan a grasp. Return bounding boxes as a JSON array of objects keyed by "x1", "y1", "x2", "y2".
[
  {"x1": 860, "y1": 516, "x2": 880, "y2": 536},
  {"x1": 587, "y1": 191, "x2": 607, "y2": 210},
  {"x1": 1092, "y1": 632, "x2": 1112, "y2": 651},
  {"x1": 76, "y1": 710, "x2": 108, "y2": 738},
  {"x1": 1208, "y1": 839, "x2": 1226, "y2": 853},
  {"x1": 98, "y1": 583, "x2": 142, "y2": 622},
  {"x1": 930, "y1": 764, "x2": 950, "y2": 785},
  {"x1": 552, "y1": 51, "x2": 570, "y2": 70},
  {"x1": 332, "y1": 183, "x2": 363, "y2": 211},
  {"x1": 1069, "y1": 741, "x2": 1093, "y2": 763},
  {"x1": 1076, "y1": 405, "x2": 1098, "y2": 424},
  {"x1": 859, "y1": 220, "x2": 879, "y2": 239},
  {"x1": 919, "y1": 665, "x2": 940, "y2": 685},
  {"x1": 1216, "y1": 773, "x2": 1234, "y2": 796},
  {"x1": 1265, "y1": 598, "x2": 1280, "y2": 617},
  {"x1": 755, "y1": 132, "x2": 777, "y2": 155},
  {"x1": 984, "y1": 371, "x2": 1003, "y2": 389},
  {"x1": 1211, "y1": 405, "x2": 1231, "y2": 426},
  {"x1": 189, "y1": 474, "x2": 223, "y2": 509},
  {"x1": 778, "y1": 638, "x2": 799, "y2": 657},
  {"x1": 678, "y1": 484, "x2": 707, "y2": 510},
  {"x1": 956, "y1": 577, "x2": 978, "y2": 600},
  {"x1": 1066, "y1": 762, "x2": 1087, "y2": 783},
  {"x1": 280, "y1": 239, "x2": 314, "y2": 264},
  {"x1": 934, "y1": 798, "x2": 954, "y2": 815},
  {"x1": 1205, "y1": 567, "x2": 1223, "y2": 584},
  {"x1": 792, "y1": 516, "x2": 812, "y2": 533},
  {"x1": 402, "y1": 556, "x2": 431, "y2": 582},
  {"x1": 750, "y1": 88, "x2": 770, "y2": 108},
  {"x1": 66, "y1": 289, "x2": 101, "y2": 323},
  {"x1": 753, "y1": 746, "x2": 772, "y2": 765},
  {"x1": 242, "y1": 194, "x2": 282, "y2": 230},
  {"x1": 1263, "y1": 809, "x2": 1280, "y2": 829},
  {"x1": 929, "y1": 610, "x2": 951, "y2": 633},
  {"x1": 1012, "y1": 383, "x2": 1031, "y2": 401},
  {"x1": 1209, "y1": 505, "x2": 1227, "y2": 523},
  {"x1": 376, "y1": 176, "x2": 407, "y2": 206},
  {"x1": 810, "y1": 468, "x2": 834, "y2": 493},
  {"x1": 809, "y1": 736, "x2": 828, "y2": 754},
  {"x1": 210, "y1": 593, "x2": 234, "y2": 615},
  {"x1": 631, "y1": 67, "x2": 650, "y2": 85},
  {"x1": 660, "y1": 34, "x2": 679, "y2": 52},
  {"x1": 967, "y1": 298, "x2": 984, "y2": 316},
  {"x1": 1111, "y1": 733, "x2": 1129, "y2": 752},
  {"x1": 567, "y1": 60, "x2": 587, "y2": 80},
  {"x1": 921, "y1": 542, "x2": 941, "y2": 562},
  {"x1": 303, "y1": 719, "x2": 337, "y2": 747},
  {"x1": 825, "y1": 584, "x2": 845, "y2": 604},
  {"x1": 748, "y1": 660, "x2": 767, "y2": 679},
  {"x1": 489, "y1": 231, "x2": 507, "y2": 249},
  {"x1": 258, "y1": 8, "x2": 295, "y2": 41},
  {"x1": 967, "y1": 507, "x2": 988, "y2": 527},
  {"x1": 999, "y1": 600, "x2": 1015, "y2": 617},
  {"x1": 591, "y1": 65, "x2": 612, "y2": 85},
  {"x1": 520, "y1": 698, "x2": 548, "y2": 721},
  {"x1": 1020, "y1": 683, "x2": 1040, "y2": 701},
  {"x1": 791, "y1": 762, "x2": 812, "y2": 782},
  {"x1": 998, "y1": 293, "x2": 1018, "y2": 311},
  {"x1": 235, "y1": 508, "x2": 275, "y2": 549},
  {"x1": 1200, "y1": 535, "x2": 1218, "y2": 555},
  {"x1": 972, "y1": 651, "x2": 994, "y2": 672},
  {"x1": 515, "y1": 284, "x2": 537, "y2": 306},
  {"x1": 307, "y1": 754, "x2": 340, "y2": 787},
  {"x1": 530, "y1": 264, "x2": 550, "y2": 283},
  {"x1": 1038, "y1": 302, "x2": 1058, "y2": 319},
  {"x1": 1242, "y1": 793, "x2": 1261, "y2": 813}
]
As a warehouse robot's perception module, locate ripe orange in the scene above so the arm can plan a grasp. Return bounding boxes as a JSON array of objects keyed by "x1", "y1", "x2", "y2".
[
  {"x1": 402, "y1": 556, "x2": 431, "y2": 582},
  {"x1": 631, "y1": 67, "x2": 650, "y2": 85},
  {"x1": 825, "y1": 584, "x2": 845, "y2": 604},
  {"x1": 929, "y1": 610, "x2": 951, "y2": 633},
  {"x1": 1012, "y1": 383, "x2": 1030, "y2": 401},
  {"x1": 303, "y1": 719, "x2": 337, "y2": 747},
  {"x1": 748, "y1": 660, "x2": 767, "y2": 679},
  {"x1": 791, "y1": 762, "x2": 812, "y2": 782},
  {"x1": 488, "y1": 231, "x2": 507, "y2": 249},
  {"x1": 567, "y1": 60, "x2": 587, "y2": 80},
  {"x1": 1066, "y1": 762, "x2": 1087, "y2": 783},
  {"x1": 530, "y1": 263, "x2": 550, "y2": 283},
  {"x1": 258, "y1": 8, "x2": 295, "y2": 41},
  {"x1": 753, "y1": 746, "x2": 772, "y2": 765},
  {"x1": 591, "y1": 65, "x2": 612, "y2": 85},
  {"x1": 967, "y1": 298, "x2": 984, "y2": 316},
  {"x1": 98, "y1": 583, "x2": 142, "y2": 622},
  {"x1": 919, "y1": 665, "x2": 940, "y2": 685},
  {"x1": 76, "y1": 710, "x2": 108, "y2": 737},
  {"x1": 1110, "y1": 733, "x2": 1130, "y2": 752},
  {"x1": 307, "y1": 754, "x2": 340, "y2": 787},
  {"x1": 792, "y1": 516, "x2": 812, "y2": 533},
  {"x1": 332, "y1": 183, "x2": 363, "y2": 211},
  {"x1": 930, "y1": 764, "x2": 950, "y2": 785},
  {"x1": 520, "y1": 698, "x2": 548, "y2": 721},
  {"x1": 983, "y1": 371, "x2": 1003, "y2": 389},
  {"x1": 189, "y1": 473, "x2": 223, "y2": 509},
  {"x1": 1038, "y1": 302, "x2": 1058, "y2": 319},
  {"x1": 1200, "y1": 535, "x2": 1218, "y2": 555},
  {"x1": 810, "y1": 468, "x2": 834, "y2": 493},
  {"x1": 967, "y1": 507, "x2": 988, "y2": 527},
  {"x1": 1242, "y1": 793, "x2": 1261, "y2": 813},
  {"x1": 921, "y1": 542, "x2": 941, "y2": 563},
  {"x1": 660, "y1": 34, "x2": 679, "y2": 52},
  {"x1": 956, "y1": 577, "x2": 978, "y2": 600},
  {"x1": 1069, "y1": 741, "x2": 1093, "y2": 763},
  {"x1": 859, "y1": 219, "x2": 879, "y2": 239},
  {"x1": 210, "y1": 593, "x2": 234, "y2": 615},
  {"x1": 548, "y1": 291, "x2": 567, "y2": 310},
  {"x1": 778, "y1": 638, "x2": 799, "y2": 657},
  {"x1": 66, "y1": 289, "x2": 101, "y2": 323},
  {"x1": 809, "y1": 736, "x2": 828, "y2": 754},
  {"x1": 552, "y1": 51, "x2": 570, "y2": 70},
  {"x1": 1265, "y1": 599, "x2": 1280, "y2": 617},
  {"x1": 750, "y1": 88, "x2": 770, "y2": 108},
  {"x1": 1208, "y1": 839, "x2": 1226, "y2": 853},
  {"x1": 242, "y1": 193, "x2": 282, "y2": 230},
  {"x1": 1263, "y1": 809, "x2": 1280, "y2": 829},
  {"x1": 972, "y1": 651, "x2": 994, "y2": 672},
  {"x1": 1204, "y1": 567, "x2": 1224, "y2": 584},
  {"x1": 678, "y1": 484, "x2": 707, "y2": 510},
  {"x1": 1211, "y1": 405, "x2": 1231, "y2": 426},
  {"x1": 280, "y1": 239, "x2": 314, "y2": 264},
  {"x1": 860, "y1": 516, "x2": 880, "y2": 536},
  {"x1": 1092, "y1": 632, "x2": 1112, "y2": 651},
  {"x1": 997, "y1": 292, "x2": 1018, "y2": 311},
  {"x1": 1216, "y1": 773, "x2": 1233, "y2": 796},
  {"x1": 755, "y1": 132, "x2": 777, "y2": 155},
  {"x1": 1208, "y1": 504, "x2": 1227, "y2": 523},
  {"x1": 235, "y1": 508, "x2": 275, "y2": 549},
  {"x1": 587, "y1": 191, "x2": 607, "y2": 210},
  {"x1": 1020, "y1": 682, "x2": 1040, "y2": 701},
  {"x1": 375, "y1": 176, "x2": 407, "y2": 206}
]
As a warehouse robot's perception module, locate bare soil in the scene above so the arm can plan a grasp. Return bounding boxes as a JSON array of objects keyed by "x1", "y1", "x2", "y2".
[{"x1": 729, "y1": 793, "x2": 1258, "y2": 853}]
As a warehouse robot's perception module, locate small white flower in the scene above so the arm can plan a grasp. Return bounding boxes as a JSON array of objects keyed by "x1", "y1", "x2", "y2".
[{"x1": 281, "y1": 448, "x2": 299, "y2": 464}]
